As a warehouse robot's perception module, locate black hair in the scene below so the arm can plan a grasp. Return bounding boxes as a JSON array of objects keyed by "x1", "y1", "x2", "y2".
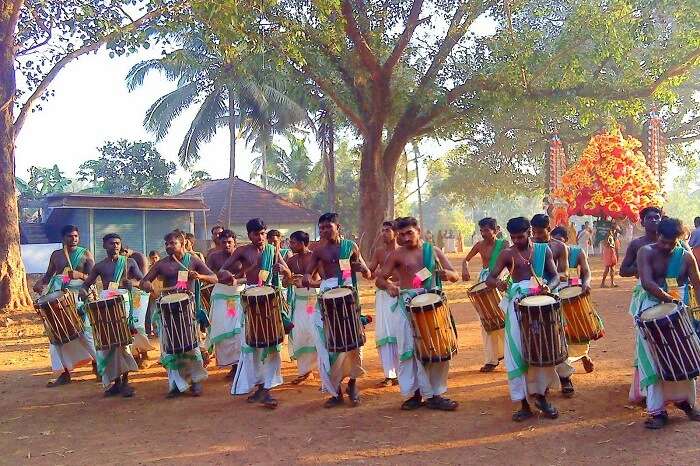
[
  {"x1": 551, "y1": 226, "x2": 568, "y2": 241},
  {"x1": 478, "y1": 217, "x2": 497, "y2": 230},
  {"x1": 290, "y1": 230, "x2": 310, "y2": 245},
  {"x1": 382, "y1": 220, "x2": 395, "y2": 230},
  {"x1": 246, "y1": 218, "x2": 266, "y2": 233},
  {"x1": 211, "y1": 225, "x2": 224, "y2": 235},
  {"x1": 530, "y1": 213, "x2": 550, "y2": 229},
  {"x1": 185, "y1": 232, "x2": 196, "y2": 241},
  {"x1": 507, "y1": 217, "x2": 530, "y2": 234},
  {"x1": 61, "y1": 225, "x2": 79, "y2": 237},
  {"x1": 164, "y1": 230, "x2": 185, "y2": 243},
  {"x1": 219, "y1": 229, "x2": 236, "y2": 241},
  {"x1": 148, "y1": 250, "x2": 159, "y2": 257},
  {"x1": 267, "y1": 229, "x2": 281, "y2": 240},
  {"x1": 102, "y1": 233, "x2": 121, "y2": 244},
  {"x1": 658, "y1": 217, "x2": 683, "y2": 239},
  {"x1": 694, "y1": 216, "x2": 700, "y2": 228},
  {"x1": 394, "y1": 217, "x2": 419, "y2": 230},
  {"x1": 319, "y1": 212, "x2": 339, "y2": 225},
  {"x1": 640, "y1": 206, "x2": 662, "y2": 221}
]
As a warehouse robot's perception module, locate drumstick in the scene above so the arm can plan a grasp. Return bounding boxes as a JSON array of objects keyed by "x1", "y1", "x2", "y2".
[{"x1": 63, "y1": 246, "x2": 74, "y2": 271}]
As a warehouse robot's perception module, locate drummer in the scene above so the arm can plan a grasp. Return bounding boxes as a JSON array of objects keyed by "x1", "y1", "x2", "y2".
[
  {"x1": 206, "y1": 225, "x2": 225, "y2": 258},
  {"x1": 219, "y1": 218, "x2": 292, "y2": 408},
  {"x1": 140, "y1": 230, "x2": 218, "y2": 398},
  {"x1": 461, "y1": 217, "x2": 508, "y2": 373},
  {"x1": 485, "y1": 216, "x2": 561, "y2": 422},
  {"x1": 267, "y1": 229, "x2": 292, "y2": 260},
  {"x1": 80, "y1": 233, "x2": 141, "y2": 397},
  {"x1": 375, "y1": 216, "x2": 461, "y2": 411},
  {"x1": 284, "y1": 230, "x2": 322, "y2": 384},
  {"x1": 33, "y1": 224, "x2": 97, "y2": 388},
  {"x1": 367, "y1": 221, "x2": 400, "y2": 387},
  {"x1": 631, "y1": 217, "x2": 700, "y2": 429},
  {"x1": 531, "y1": 214, "x2": 569, "y2": 284},
  {"x1": 302, "y1": 212, "x2": 372, "y2": 408},
  {"x1": 619, "y1": 206, "x2": 662, "y2": 279},
  {"x1": 204, "y1": 229, "x2": 240, "y2": 378}
]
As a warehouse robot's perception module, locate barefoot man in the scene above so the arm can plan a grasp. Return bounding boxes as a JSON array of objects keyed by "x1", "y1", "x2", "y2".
[
  {"x1": 284, "y1": 230, "x2": 322, "y2": 384},
  {"x1": 219, "y1": 218, "x2": 291, "y2": 408},
  {"x1": 486, "y1": 217, "x2": 561, "y2": 422},
  {"x1": 462, "y1": 217, "x2": 508, "y2": 373},
  {"x1": 33, "y1": 225, "x2": 97, "y2": 387},
  {"x1": 632, "y1": 217, "x2": 700, "y2": 429},
  {"x1": 303, "y1": 212, "x2": 372, "y2": 408},
  {"x1": 376, "y1": 216, "x2": 461, "y2": 411},
  {"x1": 204, "y1": 229, "x2": 240, "y2": 378},
  {"x1": 367, "y1": 221, "x2": 400, "y2": 387},
  {"x1": 140, "y1": 230, "x2": 217, "y2": 397},
  {"x1": 80, "y1": 233, "x2": 141, "y2": 397}
]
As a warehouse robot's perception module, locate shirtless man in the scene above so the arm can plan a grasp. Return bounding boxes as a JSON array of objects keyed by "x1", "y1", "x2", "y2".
[
  {"x1": 219, "y1": 218, "x2": 291, "y2": 408},
  {"x1": 633, "y1": 217, "x2": 700, "y2": 429},
  {"x1": 376, "y1": 216, "x2": 461, "y2": 411},
  {"x1": 462, "y1": 217, "x2": 508, "y2": 372},
  {"x1": 206, "y1": 229, "x2": 237, "y2": 273},
  {"x1": 303, "y1": 212, "x2": 372, "y2": 407},
  {"x1": 619, "y1": 206, "x2": 662, "y2": 278},
  {"x1": 80, "y1": 233, "x2": 142, "y2": 397},
  {"x1": 122, "y1": 247, "x2": 148, "y2": 275},
  {"x1": 140, "y1": 230, "x2": 217, "y2": 397},
  {"x1": 531, "y1": 214, "x2": 569, "y2": 283},
  {"x1": 33, "y1": 225, "x2": 97, "y2": 387},
  {"x1": 486, "y1": 216, "x2": 560, "y2": 422},
  {"x1": 205, "y1": 225, "x2": 225, "y2": 258},
  {"x1": 284, "y1": 231, "x2": 322, "y2": 384},
  {"x1": 367, "y1": 221, "x2": 400, "y2": 386}
]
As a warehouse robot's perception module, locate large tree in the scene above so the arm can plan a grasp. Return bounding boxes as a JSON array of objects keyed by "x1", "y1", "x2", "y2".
[
  {"x1": 1, "y1": 0, "x2": 180, "y2": 310},
  {"x1": 197, "y1": 0, "x2": 700, "y2": 253}
]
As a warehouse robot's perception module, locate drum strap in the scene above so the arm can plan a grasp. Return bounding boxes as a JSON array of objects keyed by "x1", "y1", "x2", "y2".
[
  {"x1": 487, "y1": 239, "x2": 506, "y2": 272},
  {"x1": 665, "y1": 247, "x2": 685, "y2": 285},
  {"x1": 532, "y1": 243, "x2": 547, "y2": 279},
  {"x1": 422, "y1": 242, "x2": 442, "y2": 290},
  {"x1": 112, "y1": 256, "x2": 127, "y2": 284},
  {"x1": 179, "y1": 253, "x2": 209, "y2": 327},
  {"x1": 261, "y1": 244, "x2": 276, "y2": 285},
  {"x1": 67, "y1": 246, "x2": 87, "y2": 270}
]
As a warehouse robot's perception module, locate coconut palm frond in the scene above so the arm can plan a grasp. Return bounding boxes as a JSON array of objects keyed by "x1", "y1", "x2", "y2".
[
  {"x1": 143, "y1": 81, "x2": 202, "y2": 141},
  {"x1": 177, "y1": 86, "x2": 228, "y2": 168}
]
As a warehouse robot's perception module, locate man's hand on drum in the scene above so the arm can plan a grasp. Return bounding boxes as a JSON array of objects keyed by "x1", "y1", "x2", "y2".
[
  {"x1": 188, "y1": 270, "x2": 201, "y2": 281},
  {"x1": 78, "y1": 288, "x2": 89, "y2": 300},
  {"x1": 496, "y1": 279, "x2": 508, "y2": 292},
  {"x1": 68, "y1": 270, "x2": 85, "y2": 280},
  {"x1": 581, "y1": 283, "x2": 592, "y2": 295},
  {"x1": 461, "y1": 263, "x2": 470, "y2": 282},
  {"x1": 386, "y1": 283, "x2": 401, "y2": 298},
  {"x1": 32, "y1": 281, "x2": 44, "y2": 294},
  {"x1": 139, "y1": 280, "x2": 154, "y2": 293}
]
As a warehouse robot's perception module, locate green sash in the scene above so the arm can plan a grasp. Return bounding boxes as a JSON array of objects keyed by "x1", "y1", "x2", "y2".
[
  {"x1": 68, "y1": 247, "x2": 87, "y2": 270},
  {"x1": 179, "y1": 253, "x2": 208, "y2": 326},
  {"x1": 487, "y1": 239, "x2": 506, "y2": 272},
  {"x1": 532, "y1": 243, "x2": 547, "y2": 279},
  {"x1": 421, "y1": 242, "x2": 442, "y2": 290},
  {"x1": 112, "y1": 256, "x2": 127, "y2": 283},
  {"x1": 568, "y1": 246, "x2": 581, "y2": 270},
  {"x1": 666, "y1": 246, "x2": 684, "y2": 285},
  {"x1": 260, "y1": 244, "x2": 275, "y2": 285}
]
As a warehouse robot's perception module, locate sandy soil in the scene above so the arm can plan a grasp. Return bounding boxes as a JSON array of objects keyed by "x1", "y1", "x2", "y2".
[{"x1": 1, "y1": 256, "x2": 698, "y2": 465}]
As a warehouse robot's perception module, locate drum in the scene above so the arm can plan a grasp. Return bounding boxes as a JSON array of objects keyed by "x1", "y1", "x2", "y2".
[
  {"x1": 86, "y1": 295, "x2": 133, "y2": 351},
  {"x1": 35, "y1": 291, "x2": 84, "y2": 345},
  {"x1": 407, "y1": 290, "x2": 457, "y2": 363},
  {"x1": 241, "y1": 286, "x2": 284, "y2": 348},
  {"x1": 515, "y1": 294, "x2": 568, "y2": 367},
  {"x1": 319, "y1": 286, "x2": 365, "y2": 353},
  {"x1": 467, "y1": 281, "x2": 505, "y2": 332},
  {"x1": 158, "y1": 292, "x2": 199, "y2": 354},
  {"x1": 638, "y1": 303, "x2": 700, "y2": 381},
  {"x1": 559, "y1": 285, "x2": 604, "y2": 343}
]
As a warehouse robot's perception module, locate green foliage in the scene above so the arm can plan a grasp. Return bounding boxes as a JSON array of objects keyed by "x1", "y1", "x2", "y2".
[
  {"x1": 250, "y1": 133, "x2": 313, "y2": 201},
  {"x1": 15, "y1": 165, "x2": 72, "y2": 199},
  {"x1": 664, "y1": 169, "x2": 700, "y2": 228},
  {"x1": 188, "y1": 170, "x2": 211, "y2": 187},
  {"x1": 77, "y1": 140, "x2": 176, "y2": 195}
]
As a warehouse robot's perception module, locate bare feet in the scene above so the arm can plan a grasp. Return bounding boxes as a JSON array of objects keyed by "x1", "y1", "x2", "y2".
[
  {"x1": 120, "y1": 383, "x2": 135, "y2": 398},
  {"x1": 291, "y1": 372, "x2": 312, "y2": 385},
  {"x1": 190, "y1": 382, "x2": 203, "y2": 397},
  {"x1": 347, "y1": 380, "x2": 360, "y2": 407},
  {"x1": 479, "y1": 363, "x2": 498, "y2": 373},
  {"x1": 247, "y1": 385, "x2": 264, "y2": 403},
  {"x1": 47, "y1": 371, "x2": 71, "y2": 388},
  {"x1": 582, "y1": 356, "x2": 595, "y2": 373}
]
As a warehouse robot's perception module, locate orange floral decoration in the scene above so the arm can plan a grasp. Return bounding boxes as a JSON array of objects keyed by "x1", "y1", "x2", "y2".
[{"x1": 553, "y1": 129, "x2": 663, "y2": 222}]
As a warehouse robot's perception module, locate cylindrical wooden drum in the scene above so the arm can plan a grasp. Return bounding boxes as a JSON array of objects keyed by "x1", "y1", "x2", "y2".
[
  {"x1": 86, "y1": 295, "x2": 133, "y2": 351},
  {"x1": 158, "y1": 292, "x2": 199, "y2": 354},
  {"x1": 35, "y1": 291, "x2": 84, "y2": 345},
  {"x1": 407, "y1": 291, "x2": 457, "y2": 363},
  {"x1": 319, "y1": 286, "x2": 365, "y2": 353},
  {"x1": 467, "y1": 281, "x2": 505, "y2": 332},
  {"x1": 559, "y1": 285, "x2": 604, "y2": 343},
  {"x1": 638, "y1": 303, "x2": 700, "y2": 381},
  {"x1": 515, "y1": 294, "x2": 568, "y2": 367},
  {"x1": 241, "y1": 285, "x2": 284, "y2": 348}
]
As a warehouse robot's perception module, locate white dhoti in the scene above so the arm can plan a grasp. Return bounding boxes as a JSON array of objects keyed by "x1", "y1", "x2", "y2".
[
  {"x1": 159, "y1": 330, "x2": 208, "y2": 392},
  {"x1": 96, "y1": 346, "x2": 138, "y2": 386},
  {"x1": 502, "y1": 280, "x2": 559, "y2": 401},
  {"x1": 49, "y1": 285, "x2": 96, "y2": 372},
  {"x1": 315, "y1": 278, "x2": 365, "y2": 397},
  {"x1": 476, "y1": 269, "x2": 504, "y2": 366},
  {"x1": 127, "y1": 289, "x2": 154, "y2": 354},
  {"x1": 628, "y1": 286, "x2": 697, "y2": 415},
  {"x1": 395, "y1": 289, "x2": 449, "y2": 399},
  {"x1": 555, "y1": 342, "x2": 590, "y2": 379},
  {"x1": 207, "y1": 283, "x2": 244, "y2": 367},
  {"x1": 375, "y1": 289, "x2": 401, "y2": 379},
  {"x1": 289, "y1": 288, "x2": 319, "y2": 376}
]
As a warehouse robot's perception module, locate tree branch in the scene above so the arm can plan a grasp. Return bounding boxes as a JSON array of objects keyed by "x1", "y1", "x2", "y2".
[
  {"x1": 13, "y1": 3, "x2": 177, "y2": 135},
  {"x1": 382, "y1": 0, "x2": 426, "y2": 74},
  {"x1": 341, "y1": 0, "x2": 381, "y2": 76}
]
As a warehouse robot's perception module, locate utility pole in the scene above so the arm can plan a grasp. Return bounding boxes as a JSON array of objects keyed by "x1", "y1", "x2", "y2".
[{"x1": 411, "y1": 142, "x2": 425, "y2": 231}]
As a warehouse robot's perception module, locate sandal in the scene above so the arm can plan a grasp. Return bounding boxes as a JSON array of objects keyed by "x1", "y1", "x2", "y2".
[
  {"x1": 104, "y1": 383, "x2": 121, "y2": 397},
  {"x1": 346, "y1": 384, "x2": 360, "y2": 407},
  {"x1": 534, "y1": 397, "x2": 559, "y2": 419},
  {"x1": 225, "y1": 365, "x2": 237, "y2": 380},
  {"x1": 291, "y1": 372, "x2": 311, "y2": 385},
  {"x1": 401, "y1": 393, "x2": 423, "y2": 411},
  {"x1": 426, "y1": 396, "x2": 458, "y2": 411},
  {"x1": 560, "y1": 377, "x2": 575, "y2": 398},
  {"x1": 581, "y1": 356, "x2": 594, "y2": 373},
  {"x1": 675, "y1": 402, "x2": 700, "y2": 421},
  {"x1": 644, "y1": 414, "x2": 668, "y2": 429},
  {"x1": 262, "y1": 394, "x2": 278, "y2": 409},
  {"x1": 47, "y1": 371, "x2": 71, "y2": 388},
  {"x1": 480, "y1": 364, "x2": 498, "y2": 373},
  {"x1": 512, "y1": 408, "x2": 534, "y2": 422},
  {"x1": 190, "y1": 382, "x2": 203, "y2": 397},
  {"x1": 166, "y1": 388, "x2": 181, "y2": 399},
  {"x1": 247, "y1": 386, "x2": 264, "y2": 403},
  {"x1": 120, "y1": 383, "x2": 135, "y2": 398},
  {"x1": 324, "y1": 395, "x2": 344, "y2": 408},
  {"x1": 377, "y1": 378, "x2": 394, "y2": 387}
]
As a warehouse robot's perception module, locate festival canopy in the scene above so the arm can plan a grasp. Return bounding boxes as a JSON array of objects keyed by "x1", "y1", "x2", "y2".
[{"x1": 553, "y1": 129, "x2": 663, "y2": 222}]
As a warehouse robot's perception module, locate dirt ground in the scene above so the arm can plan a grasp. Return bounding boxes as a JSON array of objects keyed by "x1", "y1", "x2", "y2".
[{"x1": 1, "y1": 255, "x2": 698, "y2": 465}]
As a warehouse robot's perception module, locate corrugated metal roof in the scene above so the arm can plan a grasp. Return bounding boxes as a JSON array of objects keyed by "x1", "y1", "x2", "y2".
[
  {"x1": 44, "y1": 193, "x2": 208, "y2": 211},
  {"x1": 178, "y1": 177, "x2": 320, "y2": 226}
]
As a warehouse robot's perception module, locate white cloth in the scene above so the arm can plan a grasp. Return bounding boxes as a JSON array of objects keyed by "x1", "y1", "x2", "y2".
[
  {"x1": 99, "y1": 289, "x2": 153, "y2": 355},
  {"x1": 502, "y1": 280, "x2": 560, "y2": 401},
  {"x1": 158, "y1": 318, "x2": 207, "y2": 392},
  {"x1": 555, "y1": 343, "x2": 589, "y2": 379},
  {"x1": 481, "y1": 327, "x2": 505, "y2": 366},
  {"x1": 49, "y1": 317, "x2": 96, "y2": 372},
  {"x1": 207, "y1": 283, "x2": 245, "y2": 367},
  {"x1": 96, "y1": 346, "x2": 138, "y2": 386},
  {"x1": 289, "y1": 287, "x2": 319, "y2": 376},
  {"x1": 395, "y1": 288, "x2": 450, "y2": 399},
  {"x1": 315, "y1": 277, "x2": 365, "y2": 397},
  {"x1": 375, "y1": 289, "x2": 400, "y2": 379}
]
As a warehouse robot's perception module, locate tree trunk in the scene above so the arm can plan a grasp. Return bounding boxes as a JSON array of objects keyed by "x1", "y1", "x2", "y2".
[
  {"x1": 326, "y1": 118, "x2": 336, "y2": 211},
  {"x1": 0, "y1": 5, "x2": 33, "y2": 312},
  {"x1": 227, "y1": 88, "x2": 236, "y2": 180},
  {"x1": 358, "y1": 137, "x2": 390, "y2": 257}
]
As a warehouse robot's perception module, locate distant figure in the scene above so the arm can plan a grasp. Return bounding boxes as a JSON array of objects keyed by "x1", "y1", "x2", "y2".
[
  {"x1": 577, "y1": 222, "x2": 593, "y2": 256},
  {"x1": 456, "y1": 230, "x2": 464, "y2": 253},
  {"x1": 567, "y1": 222, "x2": 577, "y2": 245},
  {"x1": 436, "y1": 230, "x2": 445, "y2": 251},
  {"x1": 425, "y1": 230, "x2": 434, "y2": 244},
  {"x1": 690, "y1": 216, "x2": 700, "y2": 265},
  {"x1": 600, "y1": 229, "x2": 620, "y2": 288}
]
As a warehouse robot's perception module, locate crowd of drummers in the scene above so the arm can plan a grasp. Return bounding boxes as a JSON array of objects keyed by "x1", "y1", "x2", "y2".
[{"x1": 32, "y1": 208, "x2": 700, "y2": 429}]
